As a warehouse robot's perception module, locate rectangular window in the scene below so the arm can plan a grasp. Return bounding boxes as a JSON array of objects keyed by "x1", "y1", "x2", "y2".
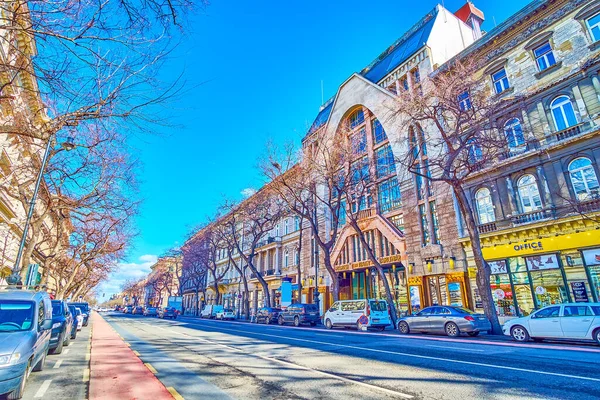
[
  {"x1": 338, "y1": 199, "x2": 347, "y2": 227},
  {"x1": 388, "y1": 214, "x2": 404, "y2": 232},
  {"x1": 351, "y1": 128, "x2": 367, "y2": 154},
  {"x1": 378, "y1": 177, "x2": 402, "y2": 213},
  {"x1": 375, "y1": 145, "x2": 395, "y2": 178},
  {"x1": 372, "y1": 119, "x2": 387, "y2": 144},
  {"x1": 430, "y1": 201, "x2": 440, "y2": 244},
  {"x1": 415, "y1": 164, "x2": 425, "y2": 200},
  {"x1": 587, "y1": 14, "x2": 600, "y2": 42},
  {"x1": 401, "y1": 76, "x2": 409, "y2": 91},
  {"x1": 351, "y1": 157, "x2": 370, "y2": 184},
  {"x1": 533, "y1": 42, "x2": 556, "y2": 71},
  {"x1": 458, "y1": 91, "x2": 472, "y2": 111},
  {"x1": 419, "y1": 204, "x2": 430, "y2": 246},
  {"x1": 350, "y1": 110, "x2": 365, "y2": 129},
  {"x1": 492, "y1": 68, "x2": 510, "y2": 94}
]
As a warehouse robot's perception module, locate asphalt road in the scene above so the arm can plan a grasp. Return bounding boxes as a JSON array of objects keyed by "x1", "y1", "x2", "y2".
[
  {"x1": 0, "y1": 322, "x2": 91, "y2": 400},
  {"x1": 103, "y1": 312, "x2": 600, "y2": 400}
]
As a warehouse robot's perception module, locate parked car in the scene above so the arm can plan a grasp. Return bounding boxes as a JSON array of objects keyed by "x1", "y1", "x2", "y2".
[
  {"x1": 278, "y1": 303, "x2": 320, "y2": 327},
  {"x1": 255, "y1": 307, "x2": 282, "y2": 324},
  {"x1": 158, "y1": 307, "x2": 178, "y2": 319},
  {"x1": 49, "y1": 300, "x2": 74, "y2": 354},
  {"x1": 503, "y1": 303, "x2": 600, "y2": 345},
  {"x1": 132, "y1": 306, "x2": 144, "y2": 315},
  {"x1": 216, "y1": 308, "x2": 235, "y2": 320},
  {"x1": 69, "y1": 306, "x2": 83, "y2": 332},
  {"x1": 67, "y1": 305, "x2": 79, "y2": 339},
  {"x1": 324, "y1": 299, "x2": 390, "y2": 331},
  {"x1": 143, "y1": 307, "x2": 158, "y2": 317},
  {"x1": 123, "y1": 305, "x2": 133, "y2": 314},
  {"x1": 201, "y1": 305, "x2": 224, "y2": 319},
  {"x1": 68, "y1": 302, "x2": 90, "y2": 326},
  {"x1": 397, "y1": 306, "x2": 491, "y2": 337},
  {"x1": 0, "y1": 289, "x2": 53, "y2": 399}
]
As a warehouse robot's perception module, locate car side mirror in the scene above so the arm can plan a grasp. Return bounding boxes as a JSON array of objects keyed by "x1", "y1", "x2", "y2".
[{"x1": 41, "y1": 319, "x2": 53, "y2": 330}]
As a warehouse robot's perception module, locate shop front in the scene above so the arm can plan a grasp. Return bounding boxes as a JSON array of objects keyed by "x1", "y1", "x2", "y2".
[
  {"x1": 469, "y1": 231, "x2": 600, "y2": 323},
  {"x1": 421, "y1": 272, "x2": 470, "y2": 310}
]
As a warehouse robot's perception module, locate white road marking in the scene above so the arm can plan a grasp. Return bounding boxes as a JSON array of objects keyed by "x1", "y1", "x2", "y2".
[
  {"x1": 63, "y1": 349, "x2": 70, "y2": 355},
  {"x1": 425, "y1": 344, "x2": 485, "y2": 352},
  {"x1": 53, "y1": 359, "x2": 63, "y2": 369},
  {"x1": 34, "y1": 379, "x2": 51, "y2": 398},
  {"x1": 192, "y1": 324, "x2": 600, "y2": 383}
]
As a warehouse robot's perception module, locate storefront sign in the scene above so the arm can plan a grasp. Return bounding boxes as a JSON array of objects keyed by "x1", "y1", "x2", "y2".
[
  {"x1": 378, "y1": 254, "x2": 403, "y2": 264},
  {"x1": 489, "y1": 260, "x2": 508, "y2": 275},
  {"x1": 570, "y1": 282, "x2": 589, "y2": 302},
  {"x1": 280, "y1": 280, "x2": 292, "y2": 308},
  {"x1": 535, "y1": 286, "x2": 546, "y2": 295},
  {"x1": 525, "y1": 254, "x2": 559, "y2": 271},
  {"x1": 494, "y1": 289, "x2": 505, "y2": 300},
  {"x1": 581, "y1": 248, "x2": 600, "y2": 267}
]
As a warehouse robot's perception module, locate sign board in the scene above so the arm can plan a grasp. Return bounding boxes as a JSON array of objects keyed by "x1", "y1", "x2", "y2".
[
  {"x1": 581, "y1": 248, "x2": 600, "y2": 267},
  {"x1": 570, "y1": 282, "x2": 589, "y2": 302},
  {"x1": 280, "y1": 281, "x2": 292, "y2": 308},
  {"x1": 167, "y1": 296, "x2": 183, "y2": 312},
  {"x1": 525, "y1": 254, "x2": 559, "y2": 271},
  {"x1": 489, "y1": 260, "x2": 508, "y2": 275}
]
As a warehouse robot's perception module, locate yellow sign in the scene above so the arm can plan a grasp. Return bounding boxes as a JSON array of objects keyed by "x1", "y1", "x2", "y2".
[
  {"x1": 379, "y1": 254, "x2": 403, "y2": 264},
  {"x1": 482, "y1": 229, "x2": 600, "y2": 259},
  {"x1": 334, "y1": 254, "x2": 404, "y2": 272}
]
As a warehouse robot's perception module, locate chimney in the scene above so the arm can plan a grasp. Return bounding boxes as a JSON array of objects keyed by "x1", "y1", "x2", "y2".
[{"x1": 454, "y1": 1, "x2": 485, "y2": 40}]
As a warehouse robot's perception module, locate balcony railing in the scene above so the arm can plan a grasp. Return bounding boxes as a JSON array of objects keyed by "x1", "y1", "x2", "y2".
[
  {"x1": 570, "y1": 196, "x2": 600, "y2": 214},
  {"x1": 250, "y1": 272, "x2": 257, "y2": 279},
  {"x1": 357, "y1": 208, "x2": 373, "y2": 220},
  {"x1": 266, "y1": 269, "x2": 275, "y2": 276},
  {"x1": 511, "y1": 208, "x2": 554, "y2": 225},
  {"x1": 477, "y1": 221, "x2": 498, "y2": 234},
  {"x1": 555, "y1": 122, "x2": 587, "y2": 142}
]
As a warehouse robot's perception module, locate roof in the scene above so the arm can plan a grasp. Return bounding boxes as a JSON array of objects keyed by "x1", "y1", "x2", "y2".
[
  {"x1": 360, "y1": 7, "x2": 438, "y2": 84},
  {"x1": 307, "y1": 98, "x2": 334, "y2": 135},
  {"x1": 454, "y1": 1, "x2": 485, "y2": 23}
]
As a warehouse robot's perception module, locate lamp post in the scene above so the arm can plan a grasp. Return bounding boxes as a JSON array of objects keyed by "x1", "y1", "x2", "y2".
[
  {"x1": 7, "y1": 136, "x2": 76, "y2": 286},
  {"x1": 313, "y1": 242, "x2": 320, "y2": 313}
]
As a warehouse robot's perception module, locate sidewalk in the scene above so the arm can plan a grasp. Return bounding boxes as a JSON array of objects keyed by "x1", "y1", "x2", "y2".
[{"x1": 89, "y1": 313, "x2": 174, "y2": 400}]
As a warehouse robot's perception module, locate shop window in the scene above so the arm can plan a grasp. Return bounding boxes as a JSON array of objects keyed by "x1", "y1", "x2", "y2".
[
  {"x1": 492, "y1": 68, "x2": 510, "y2": 94},
  {"x1": 409, "y1": 285, "x2": 422, "y2": 313},
  {"x1": 504, "y1": 118, "x2": 525, "y2": 148},
  {"x1": 491, "y1": 273, "x2": 515, "y2": 318},
  {"x1": 517, "y1": 174, "x2": 543, "y2": 213},
  {"x1": 428, "y1": 276, "x2": 448, "y2": 306},
  {"x1": 375, "y1": 145, "x2": 396, "y2": 178},
  {"x1": 587, "y1": 13, "x2": 600, "y2": 42},
  {"x1": 475, "y1": 188, "x2": 495, "y2": 224},
  {"x1": 533, "y1": 42, "x2": 556, "y2": 71},
  {"x1": 550, "y1": 96, "x2": 578, "y2": 131},
  {"x1": 568, "y1": 157, "x2": 600, "y2": 201},
  {"x1": 378, "y1": 177, "x2": 401, "y2": 213},
  {"x1": 372, "y1": 119, "x2": 388, "y2": 145},
  {"x1": 530, "y1": 268, "x2": 568, "y2": 308}
]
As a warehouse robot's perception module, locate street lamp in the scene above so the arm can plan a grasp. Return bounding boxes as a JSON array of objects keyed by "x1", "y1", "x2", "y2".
[
  {"x1": 7, "y1": 135, "x2": 77, "y2": 286},
  {"x1": 313, "y1": 244, "x2": 320, "y2": 313}
]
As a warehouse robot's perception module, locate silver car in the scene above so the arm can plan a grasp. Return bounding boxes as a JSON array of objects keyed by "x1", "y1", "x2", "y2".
[
  {"x1": 397, "y1": 306, "x2": 491, "y2": 337},
  {"x1": 0, "y1": 289, "x2": 53, "y2": 399}
]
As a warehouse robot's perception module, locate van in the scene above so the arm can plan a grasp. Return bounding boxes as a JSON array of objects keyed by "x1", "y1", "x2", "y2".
[
  {"x1": 324, "y1": 299, "x2": 391, "y2": 331},
  {"x1": 200, "y1": 304, "x2": 224, "y2": 319},
  {"x1": 0, "y1": 289, "x2": 53, "y2": 399}
]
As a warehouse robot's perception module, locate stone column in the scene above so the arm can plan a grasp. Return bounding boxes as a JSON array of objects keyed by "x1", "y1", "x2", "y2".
[
  {"x1": 505, "y1": 176, "x2": 519, "y2": 215},
  {"x1": 275, "y1": 246, "x2": 281, "y2": 275},
  {"x1": 572, "y1": 84, "x2": 590, "y2": 121},
  {"x1": 592, "y1": 74, "x2": 600, "y2": 103},
  {"x1": 536, "y1": 165, "x2": 553, "y2": 207},
  {"x1": 536, "y1": 102, "x2": 552, "y2": 136}
]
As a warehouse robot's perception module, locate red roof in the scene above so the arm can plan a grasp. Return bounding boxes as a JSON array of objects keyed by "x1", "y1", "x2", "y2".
[{"x1": 454, "y1": 1, "x2": 485, "y2": 23}]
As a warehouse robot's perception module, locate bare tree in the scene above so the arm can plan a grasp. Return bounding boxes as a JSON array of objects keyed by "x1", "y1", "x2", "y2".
[
  {"x1": 122, "y1": 278, "x2": 146, "y2": 306},
  {"x1": 182, "y1": 234, "x2": 208, "y2": 315},
  {"x1": 391, "y1": 59, "x2": 522, "y2": 334}
]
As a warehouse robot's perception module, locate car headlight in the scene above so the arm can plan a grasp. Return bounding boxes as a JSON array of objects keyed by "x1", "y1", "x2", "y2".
[
  {"x1": 0, "y1": 352, "x2": 21, "y2": 366},
  {"x1": 52, "y1": 322, "x2": 62, "y2": 329}
]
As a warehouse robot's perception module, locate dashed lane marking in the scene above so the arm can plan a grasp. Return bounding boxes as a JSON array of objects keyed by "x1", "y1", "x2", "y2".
[
  {"x1": 53, "y1": 359, "x2": 63, "y2": 369},
  {"x1": 425, "y1": 344, "x2": 485, "y2": 352},
  {"x1": 145, "y1": 362, "x2": 157, "y2": 374},
  {"x1": 34, "y1": 379, "x2": 51, "y2": 398},
  {"x1": 167, "y1": 386, "x2": 185, "y2": 400},
  {"x1": 63, "y1": 349, "x2": 70, "y2": 355}
]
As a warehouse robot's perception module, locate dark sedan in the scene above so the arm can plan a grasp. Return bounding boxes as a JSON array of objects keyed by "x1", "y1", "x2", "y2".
[
  {"x1": 158, "y1": 307, "x2": 177, "y2": 319},
  {"x1": 50, "y1": 300, "x2": 74, "y2": 354},
  {"x1": 397, "y1": 306, "x2": 491, "y2": 337},
  {"x1": 255, "y1": 307, "x2": 282, "y2": 324},
  {"x1": 278, "y1": 304, "x2": 319, "y2": 327},
  {"x1": 68, "y1": 302, "x2": 90, "y2": 326}
]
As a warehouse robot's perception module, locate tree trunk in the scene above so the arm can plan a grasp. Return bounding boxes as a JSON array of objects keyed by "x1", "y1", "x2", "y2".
[
  {"x1": 453, "y1": 184, "x2": 502, "y2": 334},
  {"x1": 296, "y1": 221, "x2": 303, "y2": 301},
  {"x1": 242, "y1": 275, "x2": 250, "y2": 319},
  {"x1": 321, "y1": 251, "x2": 339, "y2": 302}
]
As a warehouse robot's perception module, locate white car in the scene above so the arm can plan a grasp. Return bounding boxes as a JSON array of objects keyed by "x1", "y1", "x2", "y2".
[
  {"x1": 74, "y1": 307, "x2": 84, "y2": 331},
  {"x1": 216, "y1": 308, "x2": 236, "y2": 320},
  {"x1": 503, "y1": 303, "x2": 600, "y2": 345},
  {"x1": 324, "y1": 299, "x2": 391, "y2": 331}
]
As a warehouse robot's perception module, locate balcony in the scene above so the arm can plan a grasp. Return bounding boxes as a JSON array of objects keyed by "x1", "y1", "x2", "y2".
[
  {"x1": 554, "y1": 122, "x2": 588, "y2": 142},
  {"x1": 250, "y1": 272, "x2": 257, "y2": 279},
  {"x1": 477, "y1": 221, "x2": 498, "y2": 234},
  {"x1": 357, "y1": 208, "x2": 373, "y2": 220},
  {"x1": 511, "y1": 208, "x2": 554, "y2": 225},
  {"x1": 266, "y1": 269, "x2": 275, "y2": 276},
  {"x1": 565, "y1": 196, "x2": 600, "y2": 215}
]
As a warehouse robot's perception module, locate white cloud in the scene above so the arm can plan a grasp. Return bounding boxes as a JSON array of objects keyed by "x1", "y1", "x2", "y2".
[
  {"x1": 96, "y1": 254, "x2": 158, "y2": 300},
  {"x1": 240, "y1": 187, "x2": 257, "y2": 198}
]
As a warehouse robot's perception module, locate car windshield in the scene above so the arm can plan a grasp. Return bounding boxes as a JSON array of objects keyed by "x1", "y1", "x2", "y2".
[
  {"x1": 52, "y1": 302, "x2": 63, "y2": 317},
  {"x1": 0, "y1": 300, "x2": 35, "y2": 332},
  {"x1": 369, "y1": 301, "x2": 387, "y2": 311}
]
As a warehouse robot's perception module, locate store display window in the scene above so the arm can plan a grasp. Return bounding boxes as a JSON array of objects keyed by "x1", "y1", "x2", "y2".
[{"x1": 490, "y1": 272, "x2": 515, "y2": 317}]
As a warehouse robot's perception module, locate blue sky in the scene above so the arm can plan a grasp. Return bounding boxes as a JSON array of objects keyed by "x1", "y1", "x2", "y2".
[{"x1": 97, "y1": 0, "x2": 530, "y2": 299}]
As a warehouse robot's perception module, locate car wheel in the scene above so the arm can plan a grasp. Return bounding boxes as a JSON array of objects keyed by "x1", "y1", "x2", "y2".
[
  {"x1": 64, "y1": 331, "x2": 71, "y2": 346},
  {"x1": 325, "y1": 319, "x2": 333, "y2": 329},
  {"x1": 8, "y1": 360, "x2": 30, "y2": 399},
  {"x1": 594, "y1": 329, "x2": 600, "y2": 346},
  {"x1": 278, "y1": 316, "x2": 284, "y2": 325},
  {"x1": 445, "y1": 322, "x2": 460, "y2": 337},
  {"x1": 33, "y1": 352, "x2": 46, "y2": 372},
  {"x1": 510, "y1": 325, "x2": 530, "y2": 342},
  {"x1": 53, "y1": 332, "x2": 65, "y2": 354},
  {"x1": 71, "y1": 329, "x2": 77, "y2": 340},
  {"x1": 398, "y1": 321, "x2": 410, "y2": 334},
  {"x1": 467, "y1": 331, "x2": 479, "y2": 337},
  {"x1": 294, "y1": 316, "x2": 300, "y2": 327}
]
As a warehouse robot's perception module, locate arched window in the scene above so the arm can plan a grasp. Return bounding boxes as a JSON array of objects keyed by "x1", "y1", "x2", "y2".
[
  {"x1": 284, "y1": 249, "x2": 289, "y2": 268},
  {"x1": 551, "y1": 96, "x2": 578, "y2": 131},
  {"x1": 475, "y1": 188, "x2": 495, "y2": 224},
  {"x1": 504, "y1": 118, "x2": 525, "y2": 148},
  {"x1": 517, "y1": 174, "x2": 543, "y2": 212},
  {"x1": 467, "y1": 139, "x2": 483, "y2": 164},
  {"x1": 569, "y1": 157, "x2": 600, "y2": 200}
]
